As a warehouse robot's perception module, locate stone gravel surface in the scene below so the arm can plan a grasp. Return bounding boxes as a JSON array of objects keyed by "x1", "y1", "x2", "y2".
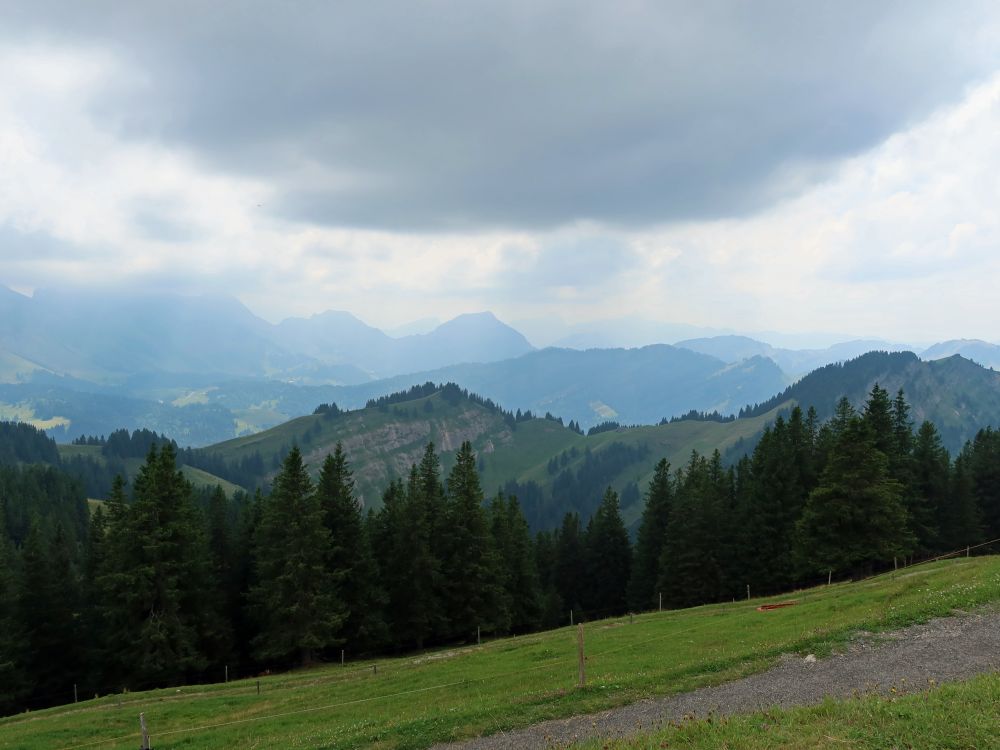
[{"x1": 430, "y1": 609, "x2": 1000, "y2": 750}]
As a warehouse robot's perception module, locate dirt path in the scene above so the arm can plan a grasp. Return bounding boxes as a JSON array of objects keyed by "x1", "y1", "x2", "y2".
[{"x1": 431, "y1": 609, "x2": 1000, "y2": 750}]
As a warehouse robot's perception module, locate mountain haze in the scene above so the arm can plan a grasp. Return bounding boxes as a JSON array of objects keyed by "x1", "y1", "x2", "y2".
[{"x1": 921, "y1": 339, "x2": 1000, "y2": 370}]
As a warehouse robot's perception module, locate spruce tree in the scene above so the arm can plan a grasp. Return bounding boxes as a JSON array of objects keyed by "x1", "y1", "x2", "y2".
[
  {"x1": 315, "y1": 444, "x2": 385, "y2": 652},
  {"x1": 627, "y1": 459, "x2": 672, "y2": 612},
  {"x1": 533, "y1": 529, "x2": 564, "y2": 629},
  {"x1": 910, "y1": 421, "x2": 947, "y2": 553},
  {"x1": 441, "y1": 442, "x2": 504, "y2": 640},
  {"x1": 795, "y1": 417, "x2": 912, "y2": 578},
  {"x1": 554, "y1": 512, "x2": 585, "y2": 620},
  {"x1": 489, "y1": 493, "x2": 541, "y2": 633},
  {"x1": 583, "y1": 487, "x2": 631, "y2": 616},
  {"x1": 17, "y1": 520, "x2": 82, "y2": 706},
  {"x1": 251, "y1": 446, "x2": 343, "y2": 666},
  {"x1": 203, "y1": 485, "x2": 235, "y2": 672},
  {"x1": 0, "y1": 510, "x2": 26, "y2": 715},
  {"x1": 122, "y1": 445, "x2": 214, "y2": 684}
]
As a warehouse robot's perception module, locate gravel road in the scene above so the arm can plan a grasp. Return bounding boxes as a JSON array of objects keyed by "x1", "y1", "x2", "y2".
[{"x1": 431, "y1": 609, "x2": 1000, "y2": 750}]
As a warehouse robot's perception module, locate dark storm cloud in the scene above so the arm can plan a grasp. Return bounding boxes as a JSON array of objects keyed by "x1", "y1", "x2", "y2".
[{"x1": 4, "y1": 1, "x2": 996, "y2": 231}]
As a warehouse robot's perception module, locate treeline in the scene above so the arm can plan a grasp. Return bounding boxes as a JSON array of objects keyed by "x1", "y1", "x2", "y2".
[
  {"x1": 0, "y1": 437, "x2": 633, "y2": 715},
  {"x1": 2, "y1": 384, "x2": 1000, "y2": 717},
  {"x1": 630, "y1": 385, "x2": 1000, "y2": 611}
]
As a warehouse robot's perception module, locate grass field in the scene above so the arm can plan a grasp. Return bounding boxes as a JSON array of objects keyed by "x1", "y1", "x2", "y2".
[
  {"x1": 2, "y1": 556, "x2": 998, "y2": 750},
  {"x1": 581, "y1": 672, "x2": 1000, "y2": 749}
]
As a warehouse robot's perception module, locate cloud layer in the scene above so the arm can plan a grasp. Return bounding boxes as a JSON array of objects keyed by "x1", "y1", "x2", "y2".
[{"x1": 0, "y1": 2, "x2": 999, "y2": 342}]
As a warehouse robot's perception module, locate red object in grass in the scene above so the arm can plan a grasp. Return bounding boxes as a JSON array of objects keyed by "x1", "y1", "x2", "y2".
[{"x1": 756, "y1": 601, "x2": 798, "y2": 612}]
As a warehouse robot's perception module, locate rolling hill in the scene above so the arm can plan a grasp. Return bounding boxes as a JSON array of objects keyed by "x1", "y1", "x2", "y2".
[{"x1": 202, "y1": 385, "x2": 786, "y2": 530}]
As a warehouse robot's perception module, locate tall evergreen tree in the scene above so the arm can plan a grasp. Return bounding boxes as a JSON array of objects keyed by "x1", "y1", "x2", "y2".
[
  {"x1": 0, "y1": 510, "x2": 26, "y2": 714},
  {"x1": 441, "y1": 442, "x2": 504, "y2": 640},
  {"x1": 203, "y1": 485, "x2": 235, "y2": 672},
  {"x1": 121, "y1": 445, "x2": 214, "y2": 684},
  {"x1": 947, "y1": 453, "x2": 983, "y2": 550},
  {"x1": 489, "y1": 493, "x2": 541, "y2": 633},
  {"x1": 554, "y1": 511, "x2": 585, "y2": 620},
  {"x1": 315, "y1": 444, "x2": 385, "y2": 652},
  {"x1": 17, "y1": 520, "x2": 81, "y2": 706},
  {"x1": 628, "y1": 459, "x2": 673, "y2": 611},
  {"x1": 909, "y1": 421, "x2": 947, "y2": 553},
  {"x1": 533, "y1": 529, "x2": 564, "y2": 629},
  {"x1": 583, "y1": 487, "x2": 631, "y2": 616},
  {"x1": 796, "y1": 417, "x2": 912, "y2": 578},
  {"x1": 251, "y1": 446, "x2": 343, "y2": 666},
  {"x1": 965, "y1": 428, "x2": 1000, "y2": 540}
]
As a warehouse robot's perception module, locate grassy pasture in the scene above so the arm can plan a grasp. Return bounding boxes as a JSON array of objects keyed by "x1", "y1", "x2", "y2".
[
  {"x1": 2, "y1": 556, "x2": 998, "y2": 750},
  {"x1": 582, "y1": 672, "x2": 1000, "y2": 749}
]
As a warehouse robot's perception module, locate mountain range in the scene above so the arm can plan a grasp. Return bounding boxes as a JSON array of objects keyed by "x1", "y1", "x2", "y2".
[
  {"x1": 1, "y1": 285, "x2": 999, "y2": 447},
  {"x1": 189, "y1": 350, "x2": 1000, "y2": 532}
]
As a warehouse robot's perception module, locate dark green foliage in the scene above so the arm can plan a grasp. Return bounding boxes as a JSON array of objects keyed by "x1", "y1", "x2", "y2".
[
  {"x1": 97, "y1": 446, "x2": 217, "y2": 686},
  {"x1": 371, "y1": 449, "x2": 445, "y2": 650},
  {"x1": 796, "y1": 417, "x2": 912, "y2": 577},
  {"x1": 251, "y1": 446, "x2": 343, "y2": 666},
  {"x1": 737, "y1": 408, "x2": 818, "y2": 593},
  {"x1": 489, "y1": 494, "x2": 542, "y2": 633},
  {"x1": 0, "y1": 464, "x2": 89, "y2": 547},
  {"x1": 547, "y1": 442, "x2": 649, "y2": 529},
  {"x1": 963, "y1": 428, "x2": 1000, "y2": 540},
  {"x1": 910, "y1": 421, "x2": 947, "y2": 552},
  {"x1": 0, "y1": 421, "x2": 60, "y2": 465},
  {"x1": 587, "y1": 421, "x2": 622, "y2": 436},
  {"x1": 0, "y1": 512, "x2": 27, "y2": 714},
  {"x1": 18, "y1": 521, "x2": 82, "y2": 707},
  {"x1": 554, "y1": 512, "x2": 586, "y2": 618},
  {"x1": 628, "y1": 459, "x2": 673, "y2": 611},
  {"x1": 441, "y1": 442, "x2": 505, "y2": 640},
  {"x1": 658, "y1": 452, "x2": 728, "y2": 608},
  {"x1": 583, "y1": 487, "x2": 631, "y2": 616},
  {"x1": 315, "y1": 444, "x2": 385, "y2": 652}
]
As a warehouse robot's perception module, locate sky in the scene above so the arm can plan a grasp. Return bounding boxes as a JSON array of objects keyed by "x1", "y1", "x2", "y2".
[{"x1": 1, "y1": 1, "x2": 999, "y2": 346}]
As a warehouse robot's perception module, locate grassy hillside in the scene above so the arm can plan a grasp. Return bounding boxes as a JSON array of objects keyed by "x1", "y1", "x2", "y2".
[
  {"x1": 3, "y1": 556, "x2": 998, "y2": 749},
  {"x1": 204, "y1": 389, "x2": 786, "y2": 523}
]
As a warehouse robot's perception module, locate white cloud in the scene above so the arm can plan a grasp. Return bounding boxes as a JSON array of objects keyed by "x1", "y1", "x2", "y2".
[{"x1": 1, "y1": 39, "x2": 999, "y2": 343}]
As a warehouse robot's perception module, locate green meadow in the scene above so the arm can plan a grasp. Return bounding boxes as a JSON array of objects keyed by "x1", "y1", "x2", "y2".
[{"x1": 2, "y1": 556, "x2": 998, "y2": 750}]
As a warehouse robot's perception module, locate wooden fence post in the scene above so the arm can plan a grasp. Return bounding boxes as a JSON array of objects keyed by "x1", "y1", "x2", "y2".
[
  {"x1": 576, "y1": 624, "x2": 586, "y2": 688},
  {"x1": 139, "y1": 712, "x2": 150, "y2": 750}
]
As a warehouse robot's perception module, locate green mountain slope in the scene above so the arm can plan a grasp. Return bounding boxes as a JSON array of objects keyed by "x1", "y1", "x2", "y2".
[
  {"x1": 205, "y1": 386, "x2": 785, "y2": 529},
  {"x1": 744, "y1": 351, "x2": 1000, "y2": 452}
]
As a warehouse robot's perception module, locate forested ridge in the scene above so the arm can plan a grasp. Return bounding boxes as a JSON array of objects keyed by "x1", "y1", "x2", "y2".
[{"x1": 1, "y1": 384, "x2": 1000, "y2": 717}]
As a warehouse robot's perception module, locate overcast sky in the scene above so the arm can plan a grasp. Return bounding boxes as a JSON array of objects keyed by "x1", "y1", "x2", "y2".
[{"x1": 1, "y1": 1, "x2": 999, "y2": 344}]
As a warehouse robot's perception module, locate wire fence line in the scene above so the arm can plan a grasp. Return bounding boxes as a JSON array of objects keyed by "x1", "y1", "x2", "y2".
[{"x1": 49, "y1": 539, "x2": 1000, "y2": 750}]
